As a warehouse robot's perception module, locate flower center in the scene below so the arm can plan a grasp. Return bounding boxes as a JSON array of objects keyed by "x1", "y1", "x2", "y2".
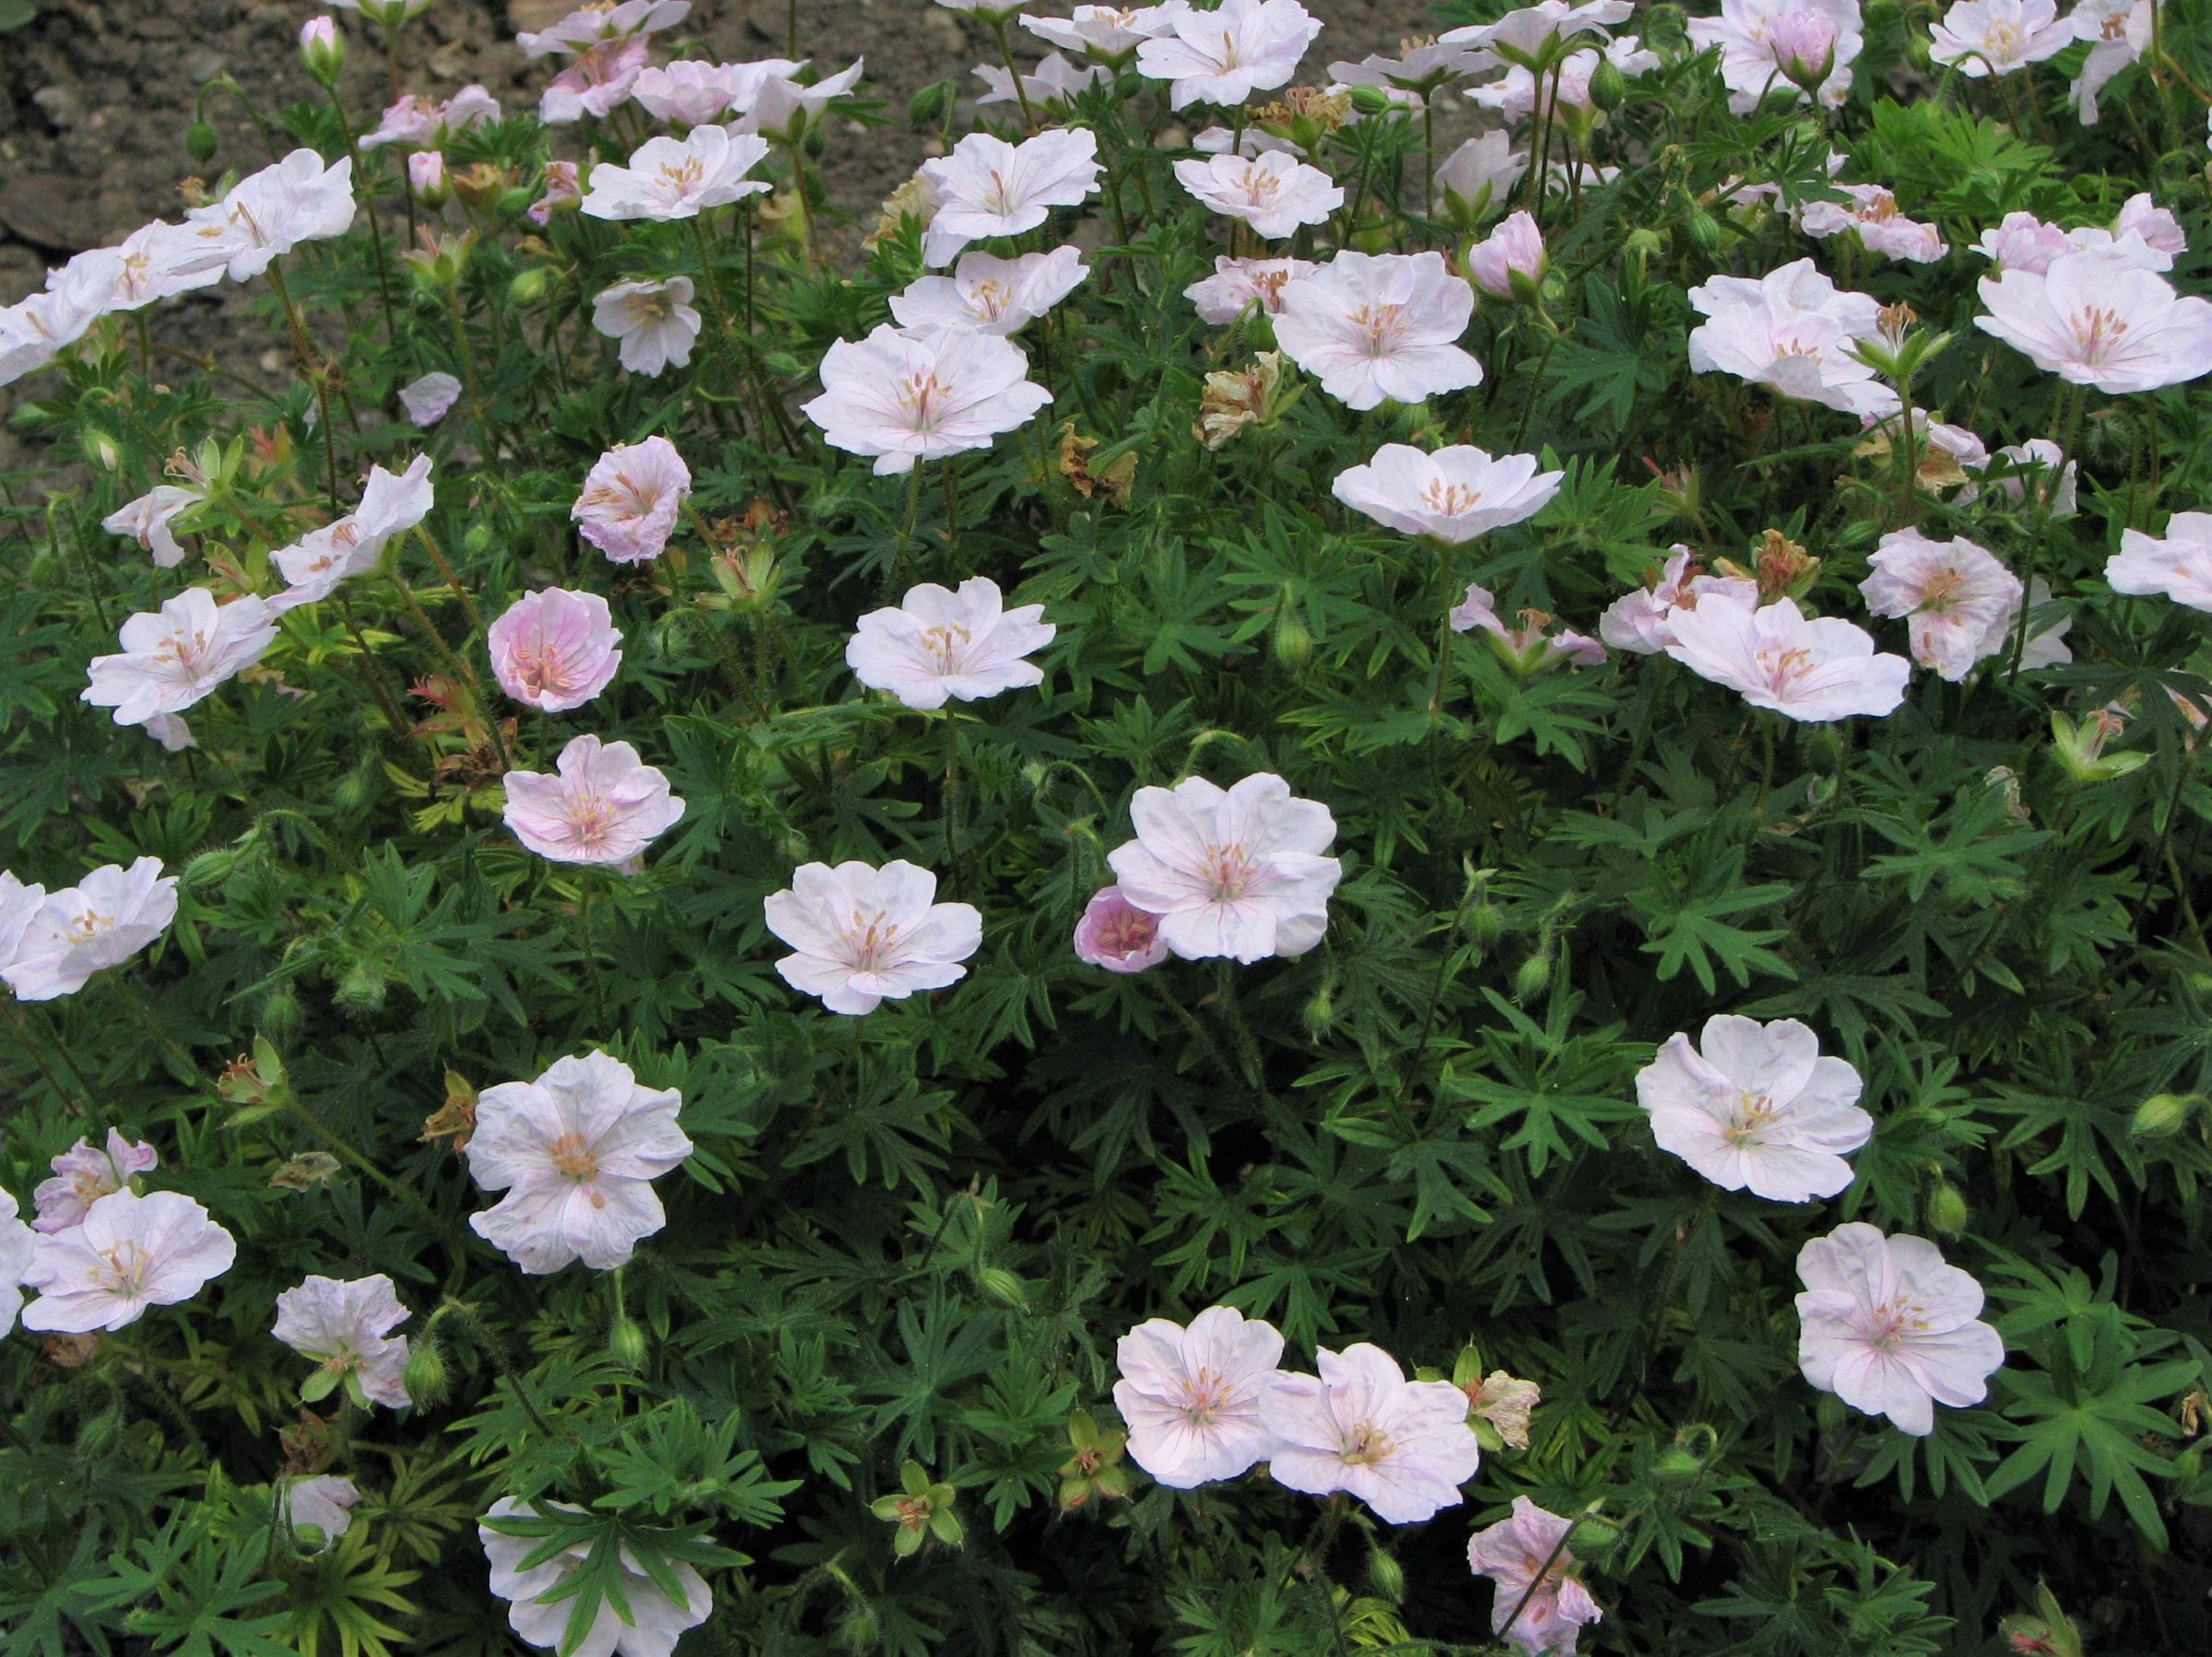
[
  {"x1": 2068, "y1": 305, "x2": 2129, "y2": 364},
  {"x1": 1236, "y1": 165, "x2": 1281, "y2": 205},
  {"x1": 1724, "y1": 1090, "x2": 1779, "y2": 1144},
  {"x1": 1097, "y1": 910, "x2": 1159, "y2": 957},
  {"x1": 1199, "y1": 842, "x2": 1259, "y2": 903},
  {"x1": 968, "y1": 278, "x2": 1012, "y2": 320},
  {"x1": 900, "y1": 372, "x2": 948, "y2": 432},
  {"x1": 1983, "y1": 19, "x2": 2024, "y2": 56},
  {"x1": 655, "y1": 157, "x2": 708, "y2": 196},
  {"x1": 1420, "y1": 480, "x2": 1485, "y2": 517},
  {"x1": 1863, "y1": 1292, "x2": 1933, "y2": 1352},
  {"x1": 919, "y1": 622, "x2": 972, "y2": 673},
  {"x1": 1215, "y1": 29, "x2": 1241, "y2": 68},
  {"x1": 846, "y1": 910, "x2": 904, "y2": 972},
  {"x1": 65, "y1": 905, "x2": 114, "y2": 945},
  {"x1": 568, "y1": 790, "x2": 617, "y2": 850},
  {"x1": 1348, "y1": 302, "x2": 1407, "y2": 359},
  {"x1": 1180, "y1": 1365, "x2": 1232, "y2": 1425},
  {"x1": 99, "y1": 1240, "x2": 155, "y2": 1298},
  {"x1": 1340, "y1": 1422, "x2": 1393, "y2": 1466},
  {"x1": 1753, "y1": 643, "x2": 1817, "y2": 694},
  {"x1": 515, "y1": 643, "x2": 576, "y2": 696},
  {"x1": 547, "y1": 1131, "x2": 601, "y2": 1181}
]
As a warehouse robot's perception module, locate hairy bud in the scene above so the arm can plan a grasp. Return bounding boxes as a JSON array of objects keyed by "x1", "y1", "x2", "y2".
[
  {"x1": 609, "y1": 1316, "x2": 649, "y2": 1369},
  {"x1": 402, "y1": 1338, "x2": 450, "y2": 1406}
]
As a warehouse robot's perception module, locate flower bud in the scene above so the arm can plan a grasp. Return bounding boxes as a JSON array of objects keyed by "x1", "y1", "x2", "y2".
[
  {"x1": 402, "y1": 1338, "x2": 449, "y2": 1405},
  {"x1": 182, "y1": 850, "x2": 237, "y2": 889},
  {"x1": 82, "y1": 429, "x2": 123, "y2": 472},
  {"x1": 1513, "y1": 950, "x2": 1551, "y2": 1001},
  {"x1": 609, "y1": 1315, "x2": 648, "y2": 1369},
  {"x1": 1569, "y1": 1515, "x2": 1620, "y2": 1552},
  {"x1": 1467, "y1": 899, "x2": 1504, "y2": 947},
  {"x1": 299, "y1": 17, "x2": 347, "y2": 86},
  {"x1": 1273, "y1": 603, "x2": 1314, "y2": 673},
  {"x1": 1346, "y1": 84, "x2": 1395, "y2": 116},
  {"x1": 2131, "y1": 1092, "x2": 2199, "y2": 1137},
  {"x1": 1367, "y1": 1546, "x2": 1406, "y2": 1603},
  {"x1": 909, "y1": 79, "x2": 955, "y2": 126},
  {"x1": 335, "y1": 958, "x2": 388, "y2": 1016},
  {"x1": 409, "y1": 151, "x2": 449, "y2": 206},
  {"x1": 1653, "y1": 1445, "x2": 1704, "y2": 1482},
  {"x1": 1300, "y1": 983, "x2": 1335, "y2": 1040},
  {"x1": 186, "y1": 121, "x2": 221, "y2": 166},
  {"x1": 259, "y1": 985, "x2": 305, "y2": 1047},
  {"x1": 508, "y1": 266, "x2": 552, "y2": 306},
  {"x1": 1684, "y1": 208, "x2": 1725, "y2": 258},
  {"x1": 1588, "y1": 53, "x2": 1629, "y2": 110},
  {"x1": 976, "y1": 1266, "x2": 1028, "y2": 1309},
  {"x1": 1925, "y1": 1180, "x2": 1969, "y2": 1235},
  {"x1": 1467, "y1": 210, "x2": 1548, "y2": 303},
  {"x1": 1767, "y1": 9, "x2": 1837, "y2": 93}
]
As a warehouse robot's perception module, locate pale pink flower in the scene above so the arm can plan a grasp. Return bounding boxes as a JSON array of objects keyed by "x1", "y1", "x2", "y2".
[
  {"x1": 102, "y1": 485, "x2": 203, "y2": 570},
  {"x1": 408, "y1": 151, "x2": 446, "y2": 197},
  {"x1": 1799, "y1": 184, "x2": 1947, "y2": 263},
  {"x1": 481, "y1": 1497, "x2": 711, "y2": 1657},
  {"x1": 1106, "y1": 772, "x2": 1341, "y2": 963},
  {"x1": 182, "y1": 148, "x2": 357, "y2": 282},
  {"x1": 1688, "y1": 296, "x2": 1897, "y2": 417},
  {"x1": 1074, "y1": 886, "x2": 1171, "y2": 973},
  {"x1": 0, "y1": 872, "x2": 42, "y2": 975},
  {"x1": 801, "y1": 325, "x2": 1051, "y2": 476},
  {"x1": 465, "y1": 1051, "x2": 691, "y2": 1275},
  {"x1": 3, "y1": 858, "x2": 178, "y2": 1003},
  {"x1": 268, "y1": 454, "x2": 435, "y2": 610},
  {"x1": 1269, "y1": 1343, "x2": 1480, "y2": 1523},
  {"x1": 82, "y1": 590, "x2": 276, "y2": 726},
  {"x1": 300, "y1": 16, "x2": 339, "y2": 51},
  {"x1": 1598, "y1": 548, "x2": 1759, "y2": 654},
  {"x1": 1465, "y1": 36, "x2": 1658, "y2": 124},
  {"x1": 582, "y1": 128, "x2": 772, "y2": 221},
  {"x1": 1173, "y1": 151, "x2": 1343, "y2": 240},
  {"x1": 976, "y1": 52, "x2": 1111, "y2": 107},
  {"x1": 1688, "y1": 0, "x2": 1865, "y2": 111},
  {"x1": 400, "y1": 370, "x2": 464, "y2": 427},
  {"x1": 287, "y1": 1476, "x2": 360, "y2": 1546},
  {"x1": 141, "y1": 713, "x2": 197, "y2": 752},
  {"x1": 489, "y1": 590, "x2": 623, "y2": 713},
  {"x1": 1022, "y1": 3, "x2": 1186, "y2": 60},
  {"x1": 1467, "y1": 212, "x2": 1547, "y2": 301},
  {"x1": 1435, "y1": 133, "x2": 1529, "y2": 215},
  {"x1": 502, "y1": 735, "x2": 685, "y2": 867},
  {"x1": 1972, "y1": 576, "x2": 2072, "y2": 669},
  {"x1": 1183, "y1": 255, "x2": 1317, "y2": 323},
  {"x1": 1930, "y1": 0, "x2": 2069, "y2": 73},
  {"x1": 1795, "y1": 1223, "x2": 2005, "y2": 1435},
  {"x1": 1275, "y1": 251, "x2": 1482, "y2": 411},
  {"x1": 20, "y1": 1189, "x2": 236, "y2": 1333},
  {"x1": 1136, "y1": 0, "x2": 1321, "y2": 107},
  {"x1": 0, "y1": 278, "x2": 106, "y2": 389},
  {"x1": 1665, "y1": 598, "x2": 1911, "y2": 722},
  {"x1": 1451, "y1": 585, "x2": 1607, "y2": 672},
  {"x1": 847, "y1": 577, "x2": 1054, "y2": 710},
  {"x1": 1637, "y1": 1015, "x2": 1871, "y2": 1202},
  {"x1": 2112, "y1": 194, "x2": 2186, "y2": 259},
  {"x1": 733, "y1": 60, "x2": 865, "y2": 143},
  {"x1": 888, "y1": 247, "x2": 1089, "y2": 335},
  {"x1": 1861, "y1": 530, "x2": 2023, "y2": 681},
  {"x1": 765, "y1": 860, "x2": 982, "y2": 1016},
  {"x1": 573, "y1": 436, "x2": 691, "y2": 563},
  {"x1": 1969, "y1": 212, "x2": 2081, "y2": 276},
  {"x1": 518, "y1": 0, "x2": 690, "y2": 55},
  {"x1": 2067, "y1": 0, "x2": 2151, "y2": 124},
  {"x1": 1688, "y1": 257, "x2": 1883, "y2": 336},
  {"x1": 1973, "y1": 206, "x2": 2171, "y2": 276},
  {"x1": 359, "y1": 84, "x2": 501, "y2": 148},
  {"x1": 2107, "y1": 511, "x2": 2212, "y2": 612},
  {"x1": 1768, "y1": 9, "x2": 1841, "y2": 86},
  {"x1": 1974, "y1": 251, "x2": 2212, "y2": 394},
  {"x1": 1465, "y1": 1498, "x2": 1605, "y2": 1656},
  {"x1": 1439, "y1": 0, "x2": 1633, "y2": 63},
  {"x1": 33, "y1": 1129, "x2": 160, "y2": 1233},
  {"x1": 1329, "y1": 39, "x2": 1486, "y2": 91},
  {"x1": 1465, "y1": 1371, "x2": 1541, "y2": 1449},
  {"x1": 592, "y1": 276, "x2": 701, "y2": 376},
  {"x1": 1333, "y1": 444, "x2": 1561, "y2": 544},
  {"x1": 273, "y1": 1273, "x2": 413, "y2": 1407},
  {"x1": 632, "y1": 58, "x2": 800, "y2": 124},
  {"x1": 531, "y1": 160, "x2": 584, "y2": 223},
  {"x1": 0, "y1": 1192, "x2": 30, "y2": 1338},
  {"x1": 1112, "y1": 1306, "x2": 1288, "y2": 1485},
  {"x1": 62, "y1": 221, "x2": 226, "y2": 314},
  {"x1": 541, "y1": 38, "x2": 651, "y2": 124},
  {"x1": 918, "y1": 128, "x2": 1101, "y2": 267}
]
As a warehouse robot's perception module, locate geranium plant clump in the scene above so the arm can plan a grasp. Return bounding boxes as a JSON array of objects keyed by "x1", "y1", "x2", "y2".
[{"x1": 1, "y1": 0, "x2": 2210, "y2": 1650}]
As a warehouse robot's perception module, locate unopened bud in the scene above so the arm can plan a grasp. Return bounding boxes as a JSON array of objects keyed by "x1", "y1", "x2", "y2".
[
  {"x1": 1273, "y1": 605, "x2": 1314, "y2": 673},
  {"x1": 409, "y1": 151, "x2": 449, "y2": 206},
  {"x1": 299, "y1": 17, "x2": 347, "y2": 85},
  {"x1": 182, "y1": 850, "x2": 237, "y2": 889},
  {"x1": 335, "y1": 959, "x2": 387, "y2": 1016},
  {"x1": 1300, "y1": 984, "x2": 1335, "y2": 1040},
  {"x1": 975, "y1": 1266, "x2": 1028, "y2": 1309},
  {"x1": 2131, "y1": 1092, "x2": 2199, "y2": 1138},
  {"x1": 186, "y1": 122, "x2": 221, "y2": 166},
  {"x1": 1467, "y1": 899, "x2": 1504, "y2": 947},
  {"x1": 402, "y1": 1338, "x2": 449, "y2": 1405},
  {"x1": 1653, "y1": 1446, "x2": 1704, "y2": 1482},
  {"x1": 1684, "y1": 208, "x2": 1725, "y2": 257},
  {"x1": 83, "y1": 430, "x2": 123, "y2": 472},
  {"x1": 508, "y1": 266, "x2": 552, "y2": 306},
  {"x1": 1346, "y1": 84, "x2": 1395, "y2": 116},
  {"x1": 1925, "y1": 1180, "x2": 1969, "y2": 1235},
  {"x1": 1514, "y1": 950, "x2": 1551, "y2": 1000},
  {"x1": 609, "y1": 1315, "x2": 648, "y2": 1369},
  {"x1": 909, "y1": 79, "x2": 955, "y2": 125},
  {"x1": 259, "y1": 985, "x2": 305, "y2": 1047},
  {"x1": 462, "y1": 522, "x2": 497, "y2": 558},
  {"x1": 1588, "y1": 54, "x2": 1629, "y2": 109},
  {"x1": 1367, "y1": 1546, "x2": 1406, "y2": 1602}
]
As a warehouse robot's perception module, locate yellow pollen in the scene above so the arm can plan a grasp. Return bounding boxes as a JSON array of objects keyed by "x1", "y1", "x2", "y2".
[
  {"x1": 568, "y1": 791, "x2": 617, "y2": 850},
  {"x1": 100, "y1": 1240, "x2": 155, "y2": 1297},
  {"x1": 547, "y1": 1131, "x2": 600, "y2": 1181},
  {"x1": 1348, "y1": 301, "x2": 1406, "y2": 358},
  {"x1": 1181, "y1": 1366, "x2": 1232, "y2": 1426},
  {"x1": 847, "y1": 911, "x2": 905, "y2": 971},
  {"x1": 1340, "y1": 1423, "x2": 1392, "y2": 1466},
  {"x1": 655, "y1": 158, "x2": 708, "y2": 194},
  {"x1": 1419, "y1": 480, "x2": 1485, "y2": 516},
  {"x1": 919, "y1": 621, "x2": 972, "y2": 672},
  {"x1": 65, "y1": 907, "x2": 112, "y2": 945},
  {"x1": 2068, "y1": 305, "x2": 2130, "y2": 363},
  {"x1": 1199, "y1": 842, "x2": 1259, "y2": 903},
  {"x1": 1723, "y1": 1090, "x2": 1779, "y2": 1145},
  {"x1": 900, "y1": 372, "x2": 948, "y2": 431}
]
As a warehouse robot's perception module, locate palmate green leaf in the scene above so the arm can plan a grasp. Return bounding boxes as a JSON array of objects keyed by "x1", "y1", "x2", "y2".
[
  {"x1": 1631, "y1": 879, "x2": 1798, "y2": 993},
  {"x1": 1985, "y1": 1358, "x2": 2196, "y2": 1548}
]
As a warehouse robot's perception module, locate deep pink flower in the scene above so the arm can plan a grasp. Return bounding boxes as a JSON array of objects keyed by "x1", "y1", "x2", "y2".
[
  {"x1": 1073, "y1": 886, "x2": 1170, "y2": 973},
  {"x1": 1466, "y1": 1498, "x2": 1605, "y2": 1655},
  {"x1": 573, "y1": 436, "x2": 691, "y2": 562},
  {"x1": 501, "y1": 734, "x2": 685, "y2": 867},
  {"x1": 488, "y1": 589, "x2": 624, "y2": 713}
]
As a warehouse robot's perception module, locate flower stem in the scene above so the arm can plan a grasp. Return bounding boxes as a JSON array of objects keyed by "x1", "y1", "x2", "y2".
[
  {"x1": 5, "y1": 999, "x2": 96, "y2": 1127},
  {"x1": 265, "y1": 263, "x2": 343, "y2": 511},
  {"x1": 988, "y1": 17, "x2": 1041, "y2": 129},
  {"x1": 337, "y1": 591, "x2": 409, "y2": 737}
]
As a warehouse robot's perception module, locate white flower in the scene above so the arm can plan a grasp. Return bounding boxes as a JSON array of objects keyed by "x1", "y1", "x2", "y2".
[
  {"x1": 1269, "y1": 1343, "x2": 1481, "y2": 1524},
  {"x1": 502, "y1": 734, "x2": 686, "y2": 868},
  {"x1": 399, "y1": 370, "x2": 464, "y2": 427},
  {"x1": 79, "y1": 586, "x2": 276, "y2": 729},
  {"x1": 2067, "y1": 0, "x2": 2151, "y2": 123},
  {"x1": 1332, "y1": 443, "x2": 1560, "y2": 543},
  {"x1": 465, "y1": 1052, "x2": 692, "y2": 1275},
  {"x1": 1434, "y1": 132, "x2": 1530, "y2": 214},
  {"x1": 33, "y1": 1128, "x2": 159, "y2": 1233},
  {"x1": 1860, "y1": 530, "x2": 2022, "y2": 681},
  {"x1": 1183, "y1": 254, "x2": 1316, "y2": 323},
  {"x1": 1106, "y1": 772, "x2": 1341, "y2": 962},
  {"x1": 60, "y1": 222, "x2": 226, "y2": 313},
  {"x1": 0, "y1": 871, "x2": 42, "y2": 976},
  {"x1": 182, "y1": 148, "x2": 357, "y2": 282},
  {"x1": 3, "y1": 858, "x2": 179, "y2": 1003},
  {"x1": 1136, "y1": 0, "x2": 1321, "y2": 106},
  {"x1": 481, "y1": 1498, "x2": 712, "y2": 1657},
  {"x1": 1022, "y1": 3, "x2": 1185, "y2": 59},
  {"x1": 976, "y1": 52, "x2": 1111, "y2": 107},
  {"x1": 2107, "y1": 512, "x2": 2212, "y2": 612},
  {"x1": 1440, "y1": 0, "x2": 1633, "y2": 61},
  {"x1": 592, "y1": 277, "x2": 702, "y2": 376},
  {"x1": 847, "y1": 577, "x2": 1054, "y2": 710},
  {"x1": 286, "y1": 1476, "x2": 361, "y2": 1547},
  {"x1": 1274, "y1": 251, "x2": 1483, "y2": 412},
  {"x1": 1173, "y1": 151, "x2": 1344, "y2": 239},
  {"x1": 1972, "y1": 576, "x2": 2072, "y2": 670},
  {"x1": 517, "y1": 0, "x2": 691, "y2": 55},
  {"x1": 1451, "y1": 585, "x2": 1607, "y2": 672},
  {"x1": 733, "y1": 60, "x2": 865, "y2": 142},
  {"x1": 1637, "y1": 1015, "x2": 1873, "y2": 1202},
  {"x1": 918, "y1": 127, "x2": 1101, "y2": 267},
  {"x1": 765, "y1": 861, "x2": 983, "y2": 1016},
  {"x1": 1598, "y1": 547, "x2": 1759, "y2": 653},
  {"x1": 1974, "y1": 251, "x2": 2212, "y2": 395},
  {"x1": 572, "y1": 436, "x2": 692, "y2": 563},
  {"x1": 1795, "y1": 1223, "x2": 2005, "y2": 1435},
  {"x1": 20, "y1": 1189, "x2": 237, "y2": 1333},
  {"x1": 273, "y1": 1274, "x2": 413, "y2": 1407},
  {"x1": 1665, "y1": 598, "x2": 1912, "y2": 723},
  {"x1": 267, "y1": 453, "x2": 436, "y2": 611},
  {"x1": 631, "y1": 58, "x2": 803, "y2": 124},
  {"x1": 1688, "y1": 282, "x2": 1897, "y2": 417},
  {"x1": 1688, "y1": 0, "x2": 1865, "y2": 111},
  {"x1": 359, "y1": 84, "x2": 501, "y2": 148},
  {"x1": 1968, "y1": 212, "x2": 2083, "y2": 276},
  {"x1": 801, "y1": 324, "x2": 1051, "y2": 476},
  {"x1": 541, "y1": 39, "x2": 651, "y2": 124},
  {"x1": 0, "y1": 1191, "x2": 34, "y2": 1338},
  {"x1": 1113, "y1": 1305, "x2": 1289, "y2": 1487},
  {"x1": 1329, "y1": 39, "x2": 1486, "y2": 91},
  {"x1": 1929, "y1": 0, "x2": 2071, "y2": 73},
  {"x1": 888, "y1": 247, "x2": 1089, "y2": 335},
  {"x1": 102, "y1": 485, "x2": 203, "y2": 570},
  {"x1": 1688, "y1": 256, "x2": 1884, "y2": 336},
  {"x1": 581, "y1": 128, "x2": 773, "y2": 221},
  {"x1": 1465, "y1": 36, "x2": 1657, "y2": 124},
  {"x1": 1799, "y1": 184, "x2": 1948, "y2": 264}
]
